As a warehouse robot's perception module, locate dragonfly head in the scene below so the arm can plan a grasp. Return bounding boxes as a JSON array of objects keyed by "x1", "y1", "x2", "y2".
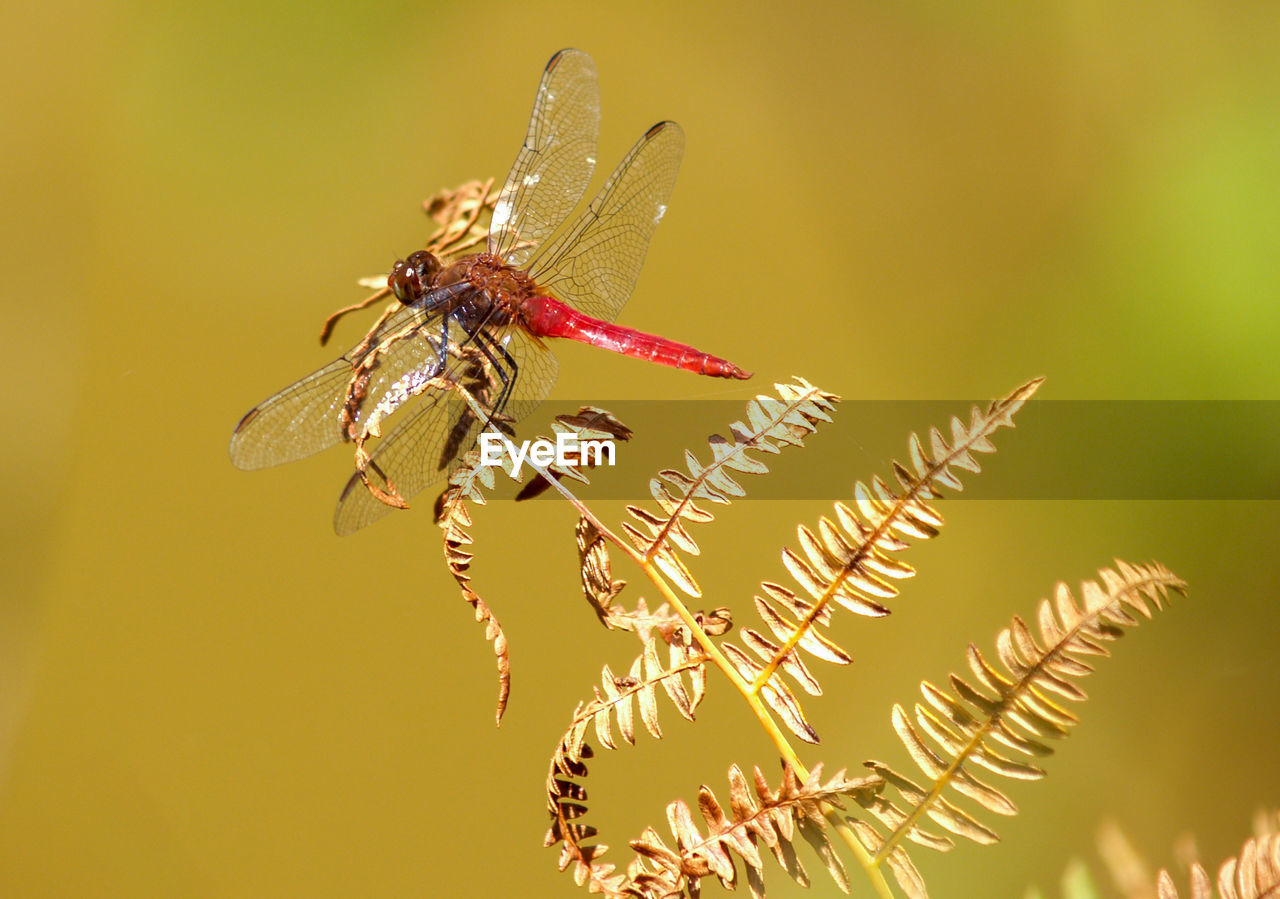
[{"x1": 388, "y1": 250, "x2": 441, "y2": 305}]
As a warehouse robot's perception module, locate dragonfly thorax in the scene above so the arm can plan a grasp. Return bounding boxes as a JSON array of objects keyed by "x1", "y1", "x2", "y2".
[
  {"x1": 388, "y1": 250, "x2": 441, "y2": 305},
  {"x1": 457, "y1": 253, "x2": 540, "y2": 313}
]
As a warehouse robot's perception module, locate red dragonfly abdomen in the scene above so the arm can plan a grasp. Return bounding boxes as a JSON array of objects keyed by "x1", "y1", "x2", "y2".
[{"x1": 524, "y1": 296, "x2": 751, "y2": 380}]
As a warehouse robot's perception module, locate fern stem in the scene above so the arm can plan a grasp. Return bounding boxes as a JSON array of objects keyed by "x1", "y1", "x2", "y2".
[
  {"x1": 634, "y1": 556, "x2": 894, "y2": 899},
  {"x1": 637, "y1": 556, "x2": 786, "y2": 740},
  {"x1": 831, "y1": 813, "x2": 895, "y2": 899},
  {"x1": 749, "y1": 390, "x2": 1020, "y2": 694}
]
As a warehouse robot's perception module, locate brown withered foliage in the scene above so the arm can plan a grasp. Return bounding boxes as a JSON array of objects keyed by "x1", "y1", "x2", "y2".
[
  {"x1": 434, "y1": 408, "x2": 637, "y2": 725},
  {"x1": 384, "y1": 334, "x2": 1195, "y2": 897},
  {"x1": 1157, "y1": 812, "x2": 1280, "y2": 899}
]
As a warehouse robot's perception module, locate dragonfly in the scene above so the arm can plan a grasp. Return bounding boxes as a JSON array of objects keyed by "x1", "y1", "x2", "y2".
[{"x1": 230, "y1": 48, "x2": 751, "y2": 535}]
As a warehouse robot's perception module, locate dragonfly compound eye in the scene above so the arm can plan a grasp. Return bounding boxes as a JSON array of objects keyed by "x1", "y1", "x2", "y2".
[{"x1": 388, "y1": 259, "x2": 416, "y2": 304}]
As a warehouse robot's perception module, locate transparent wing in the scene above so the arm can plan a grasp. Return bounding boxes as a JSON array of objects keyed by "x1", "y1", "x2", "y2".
[
  {"x1": 488, "y1": 48, "x2": 600, "y2": 268},
  {"x1": 332, "y1": 326, "x2": 559, "y2": 536},
  {"x1": 527, "y1": 121, "x2": 683, "y2": 323},
  {"x1": 229, "y1": 299, "x2": 439, "y2": 470}
]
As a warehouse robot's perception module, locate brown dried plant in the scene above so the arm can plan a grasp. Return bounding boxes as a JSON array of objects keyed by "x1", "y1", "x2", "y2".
[
  {"x1": 330, "y1": 184, "x2": 1192, "y2": 897},
  {"x1": 1155, "y1": 812, "x2": 1280, "y2": 899},
  {"x1": 422, "y1": 363, "x2": 1187, "y2": 898},
  {"x1": 1023, "y1": 812, "x2": 1279, "y2": 899}
]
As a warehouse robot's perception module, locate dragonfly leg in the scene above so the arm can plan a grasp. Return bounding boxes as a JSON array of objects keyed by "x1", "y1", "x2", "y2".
[{"x1": 470, "y1": 327, "x2": 517, "y2": 434}]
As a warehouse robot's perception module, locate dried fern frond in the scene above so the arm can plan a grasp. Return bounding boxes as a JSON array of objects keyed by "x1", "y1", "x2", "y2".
[
  {"x1": 569, "y1": 633, "x2": 708, "y2": 754},
  {"x1": 577, "y1": 516, "x2": 629, "y2": 627},
  {"x1": 1157, "y1": 812, "x2": 1280, "y2": 899},
  {"x1": 435, "y1": 444, "x2": 512, "y2": 725},
  {"x1": 579, "y1": 514, "x2": 733, "y2": 648},
  {"x1": 418, "y1": 177, "x2": 500, "y2": 259},
  {"x1": 620, "y1": 378, "x2": 839, "y2": 598},
  {"x1": 626, "y1": 763, "x2": 882, "y2": 898},
  {"x1": 718, "y1": 379, "x2": 1043, "y2": 744},
  {"x1": 859, "y1": 560, "x2": 1186, "y2": 898},
  {"x1": 434, "y1": 410, "x2": 634, "y2": 724},
  {"x1": 545, "y1": 627, "x2": 710, "y2": 896}
]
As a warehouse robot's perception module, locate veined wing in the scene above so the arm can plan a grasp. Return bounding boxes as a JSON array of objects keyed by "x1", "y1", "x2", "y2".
[
  {"x1": 229, "y1": 297, "x2": 442, "y2": 470},
  {"x1": 527, "y1": 121, "x2": 684, "y2": 323},
  {"x1": 488, "y1": 49, "x2": 600, "y2": 269},
  {"x1": 332, "y1": 325, "x2": 559, "y2": 536}
]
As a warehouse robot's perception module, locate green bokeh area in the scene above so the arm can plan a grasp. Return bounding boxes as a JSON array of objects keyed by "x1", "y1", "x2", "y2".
[{"x1": 3, "y1": 1, "x2": 1278, "y2": 896}]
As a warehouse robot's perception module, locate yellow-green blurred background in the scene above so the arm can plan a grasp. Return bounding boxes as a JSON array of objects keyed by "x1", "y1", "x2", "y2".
[{"x1": 3, "y1": 1, "x2": 1278, "y2": 896}]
